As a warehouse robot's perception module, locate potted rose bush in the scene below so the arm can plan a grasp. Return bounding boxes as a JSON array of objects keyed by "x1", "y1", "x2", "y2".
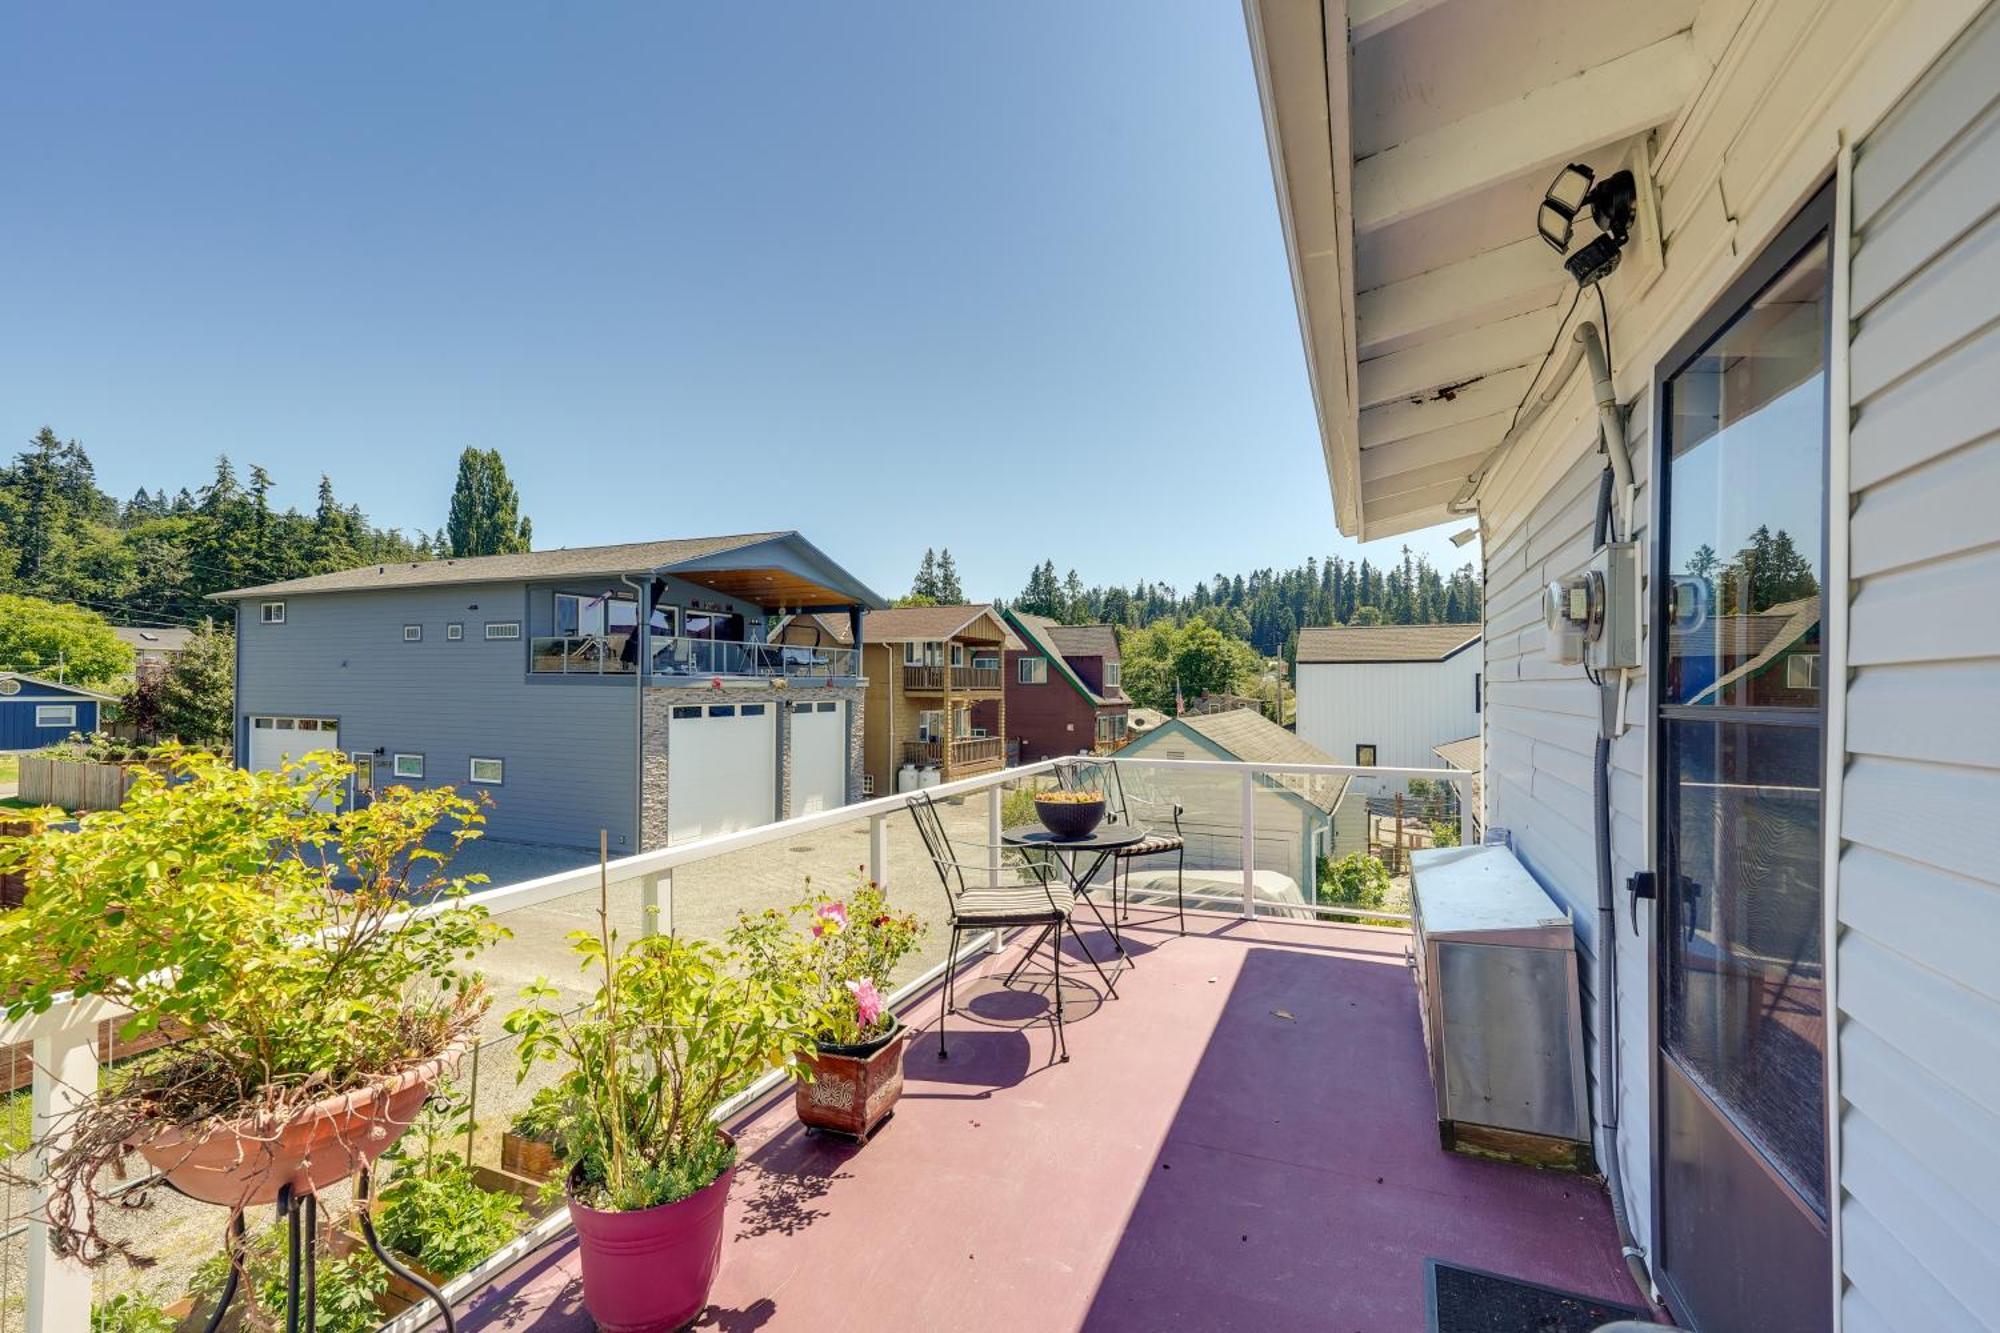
[
  {"x1": 0, "y1": 747, "x2": 502, "y2": 1253},
  {"x1": 505, "y1": 877, "x2": 816, "y2": 1333},
  {"x1": 731, "y1": 877, "x2": 926, "y2": 1142}
]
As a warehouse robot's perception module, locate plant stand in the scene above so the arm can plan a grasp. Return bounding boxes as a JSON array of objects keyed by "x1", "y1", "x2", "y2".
[{"x1": 192, "y1": 1166, "x2": 456, "y2": 1333}]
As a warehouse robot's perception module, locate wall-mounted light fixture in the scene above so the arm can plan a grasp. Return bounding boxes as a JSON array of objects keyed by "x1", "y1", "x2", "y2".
[
  {"x1": 1537, "y1": 164, "x2": 1637, "y2": 286},
  {"x1": 1449, "y1": 526, "x2": 1479, "y2": 548}
]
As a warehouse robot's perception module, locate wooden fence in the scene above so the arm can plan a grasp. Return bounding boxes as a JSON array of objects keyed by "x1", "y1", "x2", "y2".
[{"x1": 17, "y1": 756, "x2": 138, "y2": 811}]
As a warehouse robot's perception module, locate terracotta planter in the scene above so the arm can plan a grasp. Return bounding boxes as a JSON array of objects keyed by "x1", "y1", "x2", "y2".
[
  {"x1": 130, "y1": 1041, "x2": 464, "y2": 1208},
  {"x1": 795, "y1": 1023, "x2": 907, "y2": 1141},
  {"x1": 567, "y1": 1132, "x2": 738, "y2": 1333},
  {"x1": 1034, "y1": 795, "x2": 1105, "y2": 839},
  {"x1": 500, "y1": 1130, "x2": 559, "y2": 1181}
]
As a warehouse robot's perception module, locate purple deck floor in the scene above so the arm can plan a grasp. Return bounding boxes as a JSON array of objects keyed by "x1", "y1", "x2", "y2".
[{"x1": 451, "y1": 912, "x2": 1641, "y2": 1332}]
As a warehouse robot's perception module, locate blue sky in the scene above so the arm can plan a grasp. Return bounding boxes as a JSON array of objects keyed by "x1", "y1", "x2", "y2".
[{"x1": 2, "y1": 3, "x2": 1478, "y2": 603}]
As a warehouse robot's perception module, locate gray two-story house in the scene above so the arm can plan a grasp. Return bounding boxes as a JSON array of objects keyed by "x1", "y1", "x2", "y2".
[{"x1": 216, "y1": 531, "x2": 884, "y2": 850}]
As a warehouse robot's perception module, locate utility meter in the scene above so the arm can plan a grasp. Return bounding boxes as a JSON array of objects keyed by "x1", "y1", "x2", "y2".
[{"x1": 1543, "y1": 542, "x2": 1639, "y2": 670}]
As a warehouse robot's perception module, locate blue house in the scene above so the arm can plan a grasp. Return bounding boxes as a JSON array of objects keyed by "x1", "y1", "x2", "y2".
[
  {"x1": 0, "y1": 674, "x2": 113, "y2": 750},
  {"x1": 214, "y1": 531, "x2": 885, "y2": 851}
]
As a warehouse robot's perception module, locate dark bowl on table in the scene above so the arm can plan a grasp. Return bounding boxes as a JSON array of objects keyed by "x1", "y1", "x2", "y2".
[{"x1": 1034, "y1": 795, "x2": 1106, "y2": 840}]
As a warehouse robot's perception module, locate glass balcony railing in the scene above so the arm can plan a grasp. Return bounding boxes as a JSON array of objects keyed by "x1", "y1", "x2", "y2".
[
  {"x1": 529, "y1": 634, "x2": 637, "y2": 674},
  {"x1": 648, "y1": 635, "x2": 857, "y2": 681}
]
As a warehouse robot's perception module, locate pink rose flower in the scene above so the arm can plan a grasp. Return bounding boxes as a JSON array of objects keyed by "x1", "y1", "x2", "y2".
[
  {"x1": 811, "y1": 901, "x2": 848, "y2": 938},
  {"x1": 847, "y1": 977, "x2": 885, "y2": 1030}
]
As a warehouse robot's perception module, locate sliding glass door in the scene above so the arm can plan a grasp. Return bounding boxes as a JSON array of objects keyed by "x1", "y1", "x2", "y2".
[{"x1": 1654, "y1": 184, "x2": 1833, "y2": 1332}]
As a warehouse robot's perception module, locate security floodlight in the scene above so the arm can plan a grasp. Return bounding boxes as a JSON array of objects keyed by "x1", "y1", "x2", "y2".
[
  {"x1": 1536, "y1": 164, "x2": 1638, "y2": 286},
  {"x1": 1449, "y1": 526, "x2": 1479, "y2": 548}
]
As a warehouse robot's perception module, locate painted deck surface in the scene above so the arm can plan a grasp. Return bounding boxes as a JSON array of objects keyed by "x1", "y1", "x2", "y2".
[{"x1": 451, "y1": 913, "x2": 1639, "y2": 1332}]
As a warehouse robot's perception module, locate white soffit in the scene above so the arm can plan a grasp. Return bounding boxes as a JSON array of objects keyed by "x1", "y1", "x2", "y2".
[{"x1": 1248, "y1": 0, "x2": 1706, "y2": 539}]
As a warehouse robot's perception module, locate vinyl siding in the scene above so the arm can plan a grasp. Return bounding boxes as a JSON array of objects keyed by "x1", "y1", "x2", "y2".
[
  {"x1": 1294, "y1": 650, "x2": 1480, "y2": 771},
  {"x1": 233, "y1": 581, "x2": 637, "y2": 849},
  {"x1": 0, "y1": 683, "x2": 100, "y2": 749},
  {"x1": 1841, "y1": 12, "x2": 2000, "y2": 1326},
  {"x1": 1481, "y1": 405, "x2": 1654, "y2": 1253}
]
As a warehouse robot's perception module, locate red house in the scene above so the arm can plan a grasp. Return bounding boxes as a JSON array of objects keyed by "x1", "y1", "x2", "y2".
[{"x1": 977, "y1": 610, "x2": 1128, "y2": 763}]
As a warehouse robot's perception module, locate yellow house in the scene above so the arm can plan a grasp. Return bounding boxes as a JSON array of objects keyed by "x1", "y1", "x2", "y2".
[{"x1": 857, "y1": 604, "x2": 1016, "y2": 794}]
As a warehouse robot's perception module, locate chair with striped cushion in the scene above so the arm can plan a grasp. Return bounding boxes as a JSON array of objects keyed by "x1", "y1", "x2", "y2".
[
  {"x1": 1055, "y1": 757, "x2": 1186, "y2": 935},
  {"x1": 905, "y1": 791, "x2": 1114, "y2": 1063}
]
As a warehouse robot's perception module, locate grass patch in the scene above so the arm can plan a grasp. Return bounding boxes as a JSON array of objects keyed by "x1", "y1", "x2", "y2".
[
  {"x1": 0, "y1": 753, "x2": 18, "y2": 785},
  {"x1": 0, "y1": 1085, "x2": 32, "y2": 1155}
]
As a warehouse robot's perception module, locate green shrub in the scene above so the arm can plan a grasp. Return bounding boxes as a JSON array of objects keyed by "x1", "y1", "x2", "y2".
[
  {"x1": 375, "y1": 1154, "x2": 525, "y2": 1279},
  {"x1": 1317, "y1": 852, "x2": 1393, "y2": 925},
  {"x1": 90, "y1": 1295, "x2": 174, "y2": 1333},
  {"x1": 190, "y1": 1224, "x2": 389, "y2": 1333}
]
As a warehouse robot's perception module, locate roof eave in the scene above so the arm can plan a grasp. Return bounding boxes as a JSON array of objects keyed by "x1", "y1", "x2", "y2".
[{"x1": 1245, "y1": 0, "x2": 1363, "y2": 539}]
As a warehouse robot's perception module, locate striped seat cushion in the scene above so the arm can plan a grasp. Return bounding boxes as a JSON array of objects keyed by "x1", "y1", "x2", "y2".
[
  {"x1": 1116, "y1": 833, "x2": 1184, "y2": 857},
  {"x1": 952, "y1": 884, "x2": 1074, "y2": 923}
]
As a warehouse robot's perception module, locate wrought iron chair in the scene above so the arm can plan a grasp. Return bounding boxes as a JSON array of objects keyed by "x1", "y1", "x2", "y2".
[
  {"x1": 1056, "y1": 757, "x2": 1186, "y2": 935},
  {"x1": 906, "y1": 791, "x2": 1115, "y2": 1062}
]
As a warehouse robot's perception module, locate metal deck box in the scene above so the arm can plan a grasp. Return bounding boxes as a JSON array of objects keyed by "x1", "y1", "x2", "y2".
[{"x1": 1410, "y1": 845, "x2": 1591, "y2": 1170}]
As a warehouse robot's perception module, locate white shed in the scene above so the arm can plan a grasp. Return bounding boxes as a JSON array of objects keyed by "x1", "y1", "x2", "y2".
[{"x1": 1293, "y1": 624, "x2": 1481, "y2": 771}]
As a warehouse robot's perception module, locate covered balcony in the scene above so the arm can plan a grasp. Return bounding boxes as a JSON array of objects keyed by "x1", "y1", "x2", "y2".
[{"x1": 0, "y1": 754, "x2": 1663, "y2": 1333}]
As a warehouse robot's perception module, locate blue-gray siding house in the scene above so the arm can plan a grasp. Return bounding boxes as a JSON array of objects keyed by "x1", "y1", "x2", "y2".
[
  {"x1": 215, "y1": 531, "x2": 884, "y2": 850},
  {"x1": 0, "y1": 674, "x2": 113, "y2": 750}
]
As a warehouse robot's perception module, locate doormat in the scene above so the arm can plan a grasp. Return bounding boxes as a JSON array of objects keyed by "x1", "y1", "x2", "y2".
[{"x1": 1425, "y1": 1259, "x2": 1648, "y2": 1332}]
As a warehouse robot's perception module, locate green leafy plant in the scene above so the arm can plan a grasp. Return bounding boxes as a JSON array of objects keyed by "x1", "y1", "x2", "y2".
[
  {"x1": 730, "y1": 876, "x2": 926, "y2": 1047},
  {"x1": 0, "y1": 747, "x2": 505, "y2": 1256},
  {"x1": 1317, "y1": 852, "x2": 1393, "y2": 924},
  {"x1": 372, "y1": 1086, "x2": 525, "y2": 1278},
  {"x1": 506, "y1": 866, "x2": 817, "y2": 1214},
  {"x1": 510, "y1": 1085, "x2": 565, "y2": 1144},
  {"x1": 191, "y1": 1224, "x2": 390, "y2": 1333},
  {"x1": 89, "y1": 1294, "x2": 176, "y2": 1333}
]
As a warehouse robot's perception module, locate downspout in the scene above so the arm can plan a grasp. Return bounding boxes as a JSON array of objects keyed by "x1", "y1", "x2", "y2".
[
  {"x1": 621, "y1": 574, "x2": 647, "y2": 849},
  {"x1": 1581, "y1": 327, "x2": 1665, "y2": 1317}
]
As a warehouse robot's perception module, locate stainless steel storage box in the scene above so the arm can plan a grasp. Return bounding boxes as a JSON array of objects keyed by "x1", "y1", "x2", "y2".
[{"x1": 1410, "y1": 845, "x2": 1591, "y2": 1169}]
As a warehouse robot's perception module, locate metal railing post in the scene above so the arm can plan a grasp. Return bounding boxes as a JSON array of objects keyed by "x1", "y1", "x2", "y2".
[
  {"x1": 28, "y1": 1010, "x2": 101, "y2": 1333},
  {"x1": 1456, "y1": 775, "x2": 1475, "y2": 846},
  {"x1": 641, "y1": 868, "x2": 671, "y2": 937},
  {"x1": 1240, "y1": 770, "x2": 1257, "y2": 920},
  {"x1": 986, "y1": 783, "x2": 1006, "y2": 954},
  {"x1": 869, "y1": 813, "x2": 890, "y2": 889}
]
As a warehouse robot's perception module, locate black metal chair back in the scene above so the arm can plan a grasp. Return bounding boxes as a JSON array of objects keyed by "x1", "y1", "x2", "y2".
[
  {"x1": 906, "y1": 791, "x2": 967, "y2": 906},
  {"x1": 1056, "y1": 756, "x2": 1128, "y2": 823}
]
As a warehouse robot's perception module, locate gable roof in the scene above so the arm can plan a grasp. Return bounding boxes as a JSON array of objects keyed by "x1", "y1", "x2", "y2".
[
  {"x1": 1004, "y1": 610, "x2": 1125, "y2": 706},
  {"x1": 1139, "y1": 708, "x2": 1350, "y2": 814},
  {"x1": 862, "y1": 604, "x2": 1015, "y2": 645},
  {"x1": 113, "y1": 626, "x2": 195, "y2": 653},
  {"x1": 0, "y1": 672, "x2": 118, "y2": 703},
  {"x1": 1295, "y1": 624, "x2": 1480, "y2": 664},
  {"x1": 210, "y1": 531, "x2": 886, "y2": 608},
  {"x1": 776, "y1": 611, "x2": 854, "y2": 645},
  {"x1": 1045, "y1": 623, "x2": 1118, "y2": 661}
]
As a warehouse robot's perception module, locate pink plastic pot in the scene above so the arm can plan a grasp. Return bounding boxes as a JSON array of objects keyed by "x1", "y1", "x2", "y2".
[{"x1": 567, "y1": 1132, "x2": 738, "y2": 1333}]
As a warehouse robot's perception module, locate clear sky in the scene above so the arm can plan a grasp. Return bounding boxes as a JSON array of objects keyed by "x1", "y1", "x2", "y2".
[{"x1": 2, "y1": 3, "x2": 1478, "y2": 603}]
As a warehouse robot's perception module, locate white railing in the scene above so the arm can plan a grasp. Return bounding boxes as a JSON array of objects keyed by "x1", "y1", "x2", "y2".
[{"x1": 1, "y1": 755, "x2": 1473, "y2": 1332}]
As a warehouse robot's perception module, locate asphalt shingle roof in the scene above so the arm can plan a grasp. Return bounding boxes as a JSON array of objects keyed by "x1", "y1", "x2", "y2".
[
  {"x1": 1178, "y1": 709, "x2": 1350, "y2": 813},
  {"x1": 1295, "y1": 624, "x2": 1481, "y2": 664},
  {"x1": 861, "y1": 604, "x2": 1010, "y2": 643}
]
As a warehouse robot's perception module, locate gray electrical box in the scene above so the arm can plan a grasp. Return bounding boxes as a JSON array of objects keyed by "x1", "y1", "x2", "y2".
[
  {"x1": 1542, "y1": 540, "x2": 1639, "y2": 670},
  {"x1": 1410, "y1": 845, "x2": 1592, "y2": 1169}
]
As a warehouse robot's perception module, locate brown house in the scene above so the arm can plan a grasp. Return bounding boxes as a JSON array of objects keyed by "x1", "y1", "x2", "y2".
[
  {"x1": 985, "y1": 610, "x2": 1128, "y2": 763},
  {"x1": 857, "y1": 604, "x2": 1014, "y2": 794}
]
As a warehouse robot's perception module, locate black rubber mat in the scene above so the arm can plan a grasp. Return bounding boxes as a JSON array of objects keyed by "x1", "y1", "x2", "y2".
[{"x1": 1425, "y1": 1259, "x2": 1649, "y2": 1332}]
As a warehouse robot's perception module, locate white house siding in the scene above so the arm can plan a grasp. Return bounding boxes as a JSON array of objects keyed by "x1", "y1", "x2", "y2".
[
  {"x1": 1481, "y1": 415, "x2": 1655, "y2": 1257},
  {"x1": 1840, "y1": 11, "x2": 2000, "y2": 1327},
  {"x1": 1294, "y1": 652, "x2": 1480, "y2": 772}
]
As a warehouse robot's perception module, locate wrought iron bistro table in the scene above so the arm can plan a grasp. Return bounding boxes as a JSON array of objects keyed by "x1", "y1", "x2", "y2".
[{"x1": 999, "y1": 822, "x2": 1150, "y2": 997}]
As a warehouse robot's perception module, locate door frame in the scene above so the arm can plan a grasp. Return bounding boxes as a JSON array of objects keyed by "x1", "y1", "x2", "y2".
[{"x1": 1646, "y1": 173, "x2": 1838, "y2": 1325}]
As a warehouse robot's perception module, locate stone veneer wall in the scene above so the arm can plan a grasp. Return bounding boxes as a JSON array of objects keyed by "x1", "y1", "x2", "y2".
[{"x1": 639, "y1": 680, "x2": 868, "y2": 850}]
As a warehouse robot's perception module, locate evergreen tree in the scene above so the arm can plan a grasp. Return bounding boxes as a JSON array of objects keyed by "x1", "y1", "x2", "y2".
[
  {"x1": 911, "y1": 548, "x2": 941, "y2": 600},
  {"x1": 444, "y1": 447, "x2": 533, "y2": 558},
  {"x1": 936, "y1": 548, "x2": 963, "y2": 602}
]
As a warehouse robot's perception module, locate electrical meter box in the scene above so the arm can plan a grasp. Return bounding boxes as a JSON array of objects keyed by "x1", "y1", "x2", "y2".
[{"x1": 1542, "y1": 541, "x2": 1639, "y2": 670}]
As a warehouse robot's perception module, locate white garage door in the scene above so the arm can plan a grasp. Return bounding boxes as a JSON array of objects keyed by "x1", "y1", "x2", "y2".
[
  {"x1": 247, "y1": 716, "x2": 342, "y2": 810},
  {"x1": 789, "y1": 700, "x2": 848, "y2": 816},
  {"x1": 247, "y1": 716, "x2": 341, "y2": 771},
  {"x1": 668, "y1": 702, "x2": 777, "y2": 844}
]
